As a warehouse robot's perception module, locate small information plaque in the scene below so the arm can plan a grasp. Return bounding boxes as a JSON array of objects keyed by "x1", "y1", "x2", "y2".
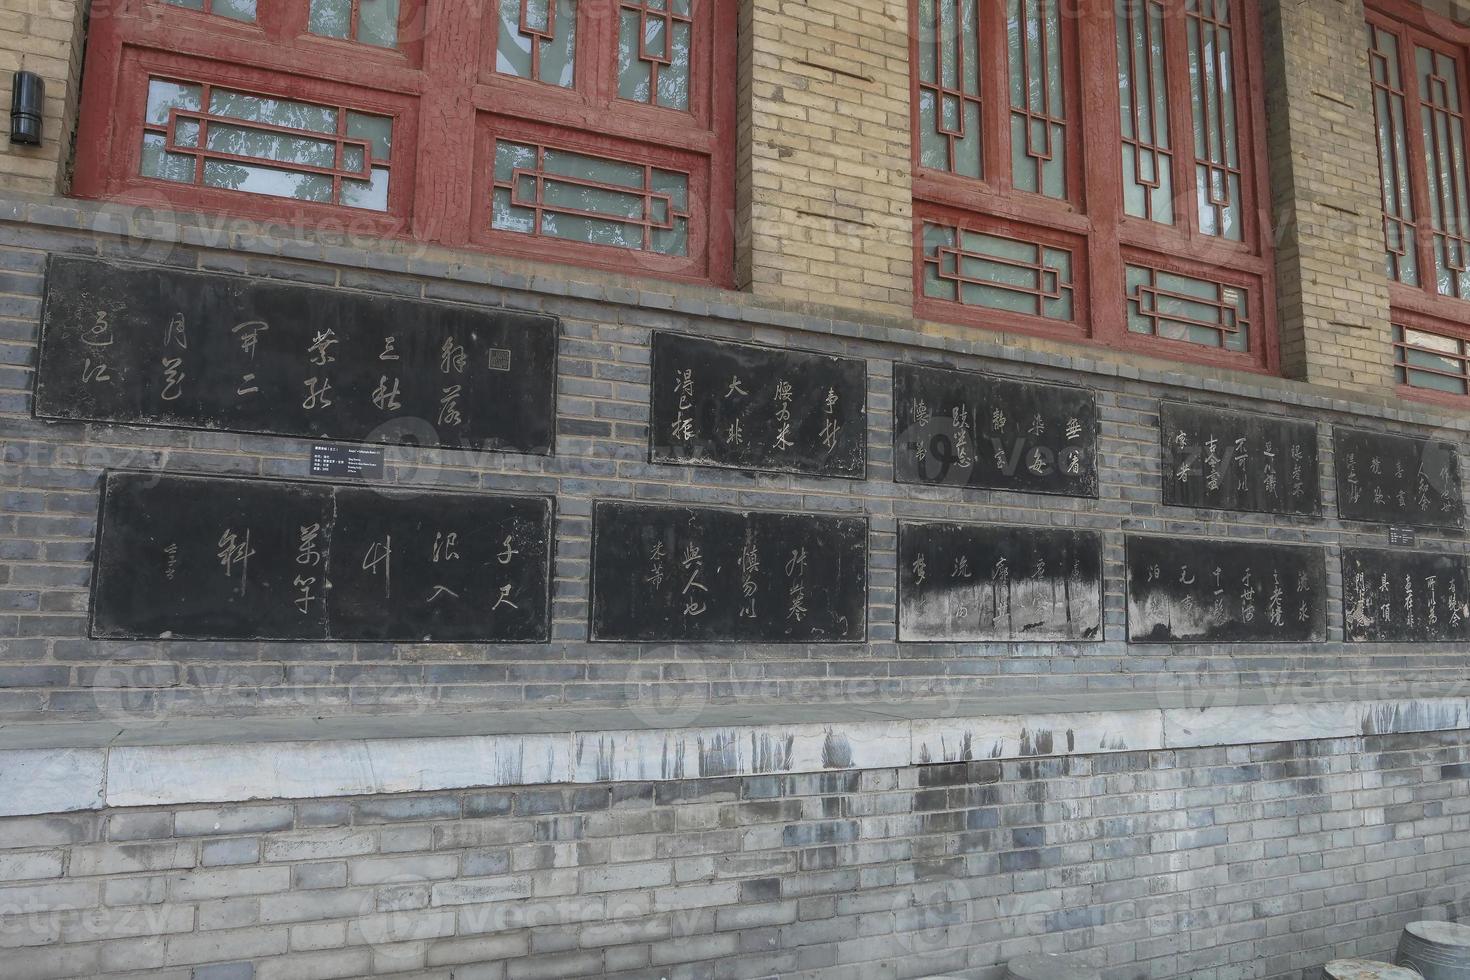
[
  {"x1": 1388, "y1": 526, "x2": 1417, "y2": 547},
  {"x1": 309, "y1": 445, "x2": 384, "y2": 479}
]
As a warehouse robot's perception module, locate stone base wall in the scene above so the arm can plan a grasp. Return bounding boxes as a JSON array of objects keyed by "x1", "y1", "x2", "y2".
[{"x1": 2, "y1": 729, "x2": 1468, "y2": 980}]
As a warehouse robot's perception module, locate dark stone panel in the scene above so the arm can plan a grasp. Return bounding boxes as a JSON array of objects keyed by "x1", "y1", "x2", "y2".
[
  {"x1": 892, "y1": 363, "x2": 1098, "y2": 497},
  {"x1": 590, "y1": 501, "x2": 867, "y2": 643},
  {"x1": 1126, "y1": 536, "x2": 1327, "y2": 643},
  {"x1": 34, "y1": 255, "x2": 558, "y2": 454},
  {"x1": 1342, "y1": 547, "x2": 1470, "y2": 643},
  {"x1": 897, "y1": 522, "x2": 1103, "y2": 642},
  {"x1": 1159, "y1": 401, "x2": 1321, "y2": 516},
  {"x1": 649, "y1": 332, "x2": 867, "y2": 478},
  {"x1": 91, "y1": 472, "x2": 552, "y2": 642},
  {"x1": 1333, "y1": 426, "x2": 1463, "y2": 529}
]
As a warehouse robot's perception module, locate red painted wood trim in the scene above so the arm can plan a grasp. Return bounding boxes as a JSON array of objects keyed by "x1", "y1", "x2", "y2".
[
  {"x1": 909, "y1": 0, "x2": 1278, "y2": 374},
  {"x1": 71, "y1": 0, "x2": 734, "y2": 288}
]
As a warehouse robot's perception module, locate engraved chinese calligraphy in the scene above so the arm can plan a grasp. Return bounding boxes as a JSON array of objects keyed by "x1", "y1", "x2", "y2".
[
  {"x1": 1342, "y1": 548, "x2": 1470, "y2": 643},
  {"x1": 590, "y1": 501, "x2": 867, "y2": 642},
  {"x1": 1333, "y1": 427, "x2": 1463, "y2": 529},
  {"x1": 898, "y1": 522, "x2": 1103, "y2": 642},
  {"x1": 893, "y1": 364, "x2": 1098, "y2": 497},
  {"x1": 90, "y1": 472, "x2": 552, "y2": 643},
  {"x1": 1126, "y1": 536, "x2": 1327, "y2": 643},
  {"x1": 35, "y1": 256, "x2": 557, "y2": 454},
  {"x1": 649, "y1": 333, "x2": 867, "y2": 478},
  {"x1": 1160, "y1": 401, "x2": 1321, "y2": 516}
]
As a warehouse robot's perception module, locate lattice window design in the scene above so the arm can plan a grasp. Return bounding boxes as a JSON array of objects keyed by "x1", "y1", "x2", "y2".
[
  {"x1": 495, "y1": 0, "x2": 578, "y2": 88},
  {"x1": 160, "y1": 0, "x2": 256, "y2": 21},
  {"x1": 1006, "y1": 0, "x2": 1067, "y2": 199},
  {"x1": 1186, "y1": 0, "x2": 1242, "y2": 240},
  {"x1": 1395, "y1": 324, "x2": 1470, "y2": 395},
  {"x1": 1117, "y1": 0, "x2": 1173, "y2": 224},
  {"x1": 490, "y1": 139, "x2": 689, "y2": 255},
  {"x1": 1369, "y1": 24, "x2": 1420, "y2": 286},
  {"x1": 139, "y1": 78, "x2": 393, "y2": 211},
  {"x1": 617, "y1": 0, "x2": 692, "y2": 110},
  {"x1": 1125, "y1": 264, "x2": 1248, "y2": 351},
  {"x1": 916, "y1": 0, "x2": 983, "y2": 179},
  {"x1": 921, "y1": 223, "x2": 1075, "y2": 321},
  {"x1": 1416, "y1": 44, "x2": 1470, "y2": 300},
  {"x1": 308, "y1": 0, "x2": 401, "y2": 48}
]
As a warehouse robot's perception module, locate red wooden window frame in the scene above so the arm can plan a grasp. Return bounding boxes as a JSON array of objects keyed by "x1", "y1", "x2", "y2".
[
  {"x1": 910, "y1": 0, "x2": 1278, "y2": 375},
  {"x1": 72, "y1": 0, "x2": 735, "y2": 286},
  {"x1": 1365, "y1": 0, "x2": 1470, "y2": 406}
]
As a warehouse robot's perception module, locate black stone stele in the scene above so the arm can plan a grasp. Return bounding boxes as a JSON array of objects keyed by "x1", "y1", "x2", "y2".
[
  {"x1": 590, "y1": 501, "x2": 867, "y2": 643},
  {"x1": 1342, "y1": 547, "x2": 1470, "y2": 643},
  {"x1": 898, "y1": 522, "x2": 1103, "y2": 642},
  {"x1": 1159, "y1": 401, "x2": 1322, "y2": 516},
  {"x1": 892, "y1": 363, "x2": 1099, "y2": 497},
  {"x1": 1126, "y1": 535, "x2": 1327, "y2": 643},
  {"x1": 90, "y1": 471, "x2": 553, "y2": 643},
  {"x1": 649, "y1": 332, "x2": 867, "y2": 478},
  {"x1": 1332, "y1": 426, "x2": 1464, "y2": 529},
  {"x1": 35, "y1": 255, "x2": 558, "y2": 455}
]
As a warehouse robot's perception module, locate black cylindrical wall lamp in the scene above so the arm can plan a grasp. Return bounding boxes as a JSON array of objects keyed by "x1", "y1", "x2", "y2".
[{"x1": 10, "y1": 71, "x2": 44, "y2": 146}]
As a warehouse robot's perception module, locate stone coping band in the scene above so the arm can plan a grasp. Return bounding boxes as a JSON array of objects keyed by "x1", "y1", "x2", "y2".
[{"x1": 0, "y1": 686, "x2": 1467, "y2": 817}]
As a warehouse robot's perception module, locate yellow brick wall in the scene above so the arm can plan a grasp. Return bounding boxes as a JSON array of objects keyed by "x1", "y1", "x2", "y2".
[
  {"x1": 736, "y1": 0, "x2": 914, "y2": 319},
  {"x1": 1261, "y1": 0, "x2": 1395, "y2": 392},
  {"x1": 0, "y1": 0, "x2": 86, "y2": 196}
]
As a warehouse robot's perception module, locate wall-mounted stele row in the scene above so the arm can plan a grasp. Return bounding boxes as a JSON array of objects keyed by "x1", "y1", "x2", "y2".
[
  {"x1": 36, "y1": 256, "x2": 1466, "y2": 532},
  {"x1": 91, "y1": 471, "x2": 1470, "y2": 646}
]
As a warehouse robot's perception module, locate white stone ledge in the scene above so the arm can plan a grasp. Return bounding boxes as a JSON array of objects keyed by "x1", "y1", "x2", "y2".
[{"x1": 0, "y1": 687, "x2": 1467, "y2": 816}]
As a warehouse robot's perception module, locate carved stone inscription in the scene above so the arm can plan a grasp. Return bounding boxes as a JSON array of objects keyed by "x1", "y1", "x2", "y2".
[
  {"x1": 590, "y1": 501, "x2": 867, "y2": 643},
  {"x1": 35, "y1": 256, "x2": 558, "y2": 454},
  {"x1": 91, "y1": 472, "x2": 552, "y2": 643},
  {"x1": 1126, "y1": 536, "x2": 1327, "y2": 643},
  {"x1": 898, "y1": 522, "x2": 1103, "y2": 642},
  {"x1": 1333, "y1": 426, "x2": 1463, "y2": 529},
  {"x1": 650, "y1": 332, "x2": 867, "y2": 478},
  {"x1": 1160, "y1": 401, "x2": 1321, "y2": 516},
  {"x1": 893, "y1": 364, "x2": 1098, "y2": 497},
  {"x1": 1343, "y1": 548, "x2": 1470, "y2": 643}
]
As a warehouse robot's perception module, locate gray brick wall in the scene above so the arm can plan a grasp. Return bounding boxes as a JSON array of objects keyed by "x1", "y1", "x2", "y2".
[
  {"x1": 0, "y1": 209, "x2": 1467, "y2": 719},
  {"x1": 0, "y1": 731, "x2": 1466, "y2": 978}
]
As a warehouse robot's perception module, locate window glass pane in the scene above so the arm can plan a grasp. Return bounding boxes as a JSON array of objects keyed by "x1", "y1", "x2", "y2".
[
  {"x1": 213, "y1": 0, "x2": 256, "y2": 21},
  {"x1": 918, "y1": 0, "x2": 982, "y2": 179},
  {"x1": 140, "y1": 133, "x2": 196, "y2": 183},
  {"x1": 1188, "y1": 0, "x2": 1243, "y2": 239},
  {"x1": 308, "y1": 0, "x2": 352, "y2": 38},
  {"x1": 205, "y1": 124, "x2": 338, "y2": 169},
  {"x1": 1007, "y1": 0, "x2": 1067, "y2": 198},
  {"x1": 1414, "y1": 45, "x2": 1470, "y2": 300},
  {"x1": 920, "y1": 223, "x2": 1075, "y2": 321},
  {"x1": 491, "y1": 140, "x2": 689, "y2": 256},
  {"x1": 346, "y1": 112, "x2": 393, "y2": 160},
  {"x1": 1117, "y1": 0, "x2": 1174, "y2": 224},
  {"x1": 358, "y1": 0, "x2": 399, "y2": 48},
  {"x1": 203, "y1": 160, "x2": 335, "y2": 202},
  {"x1": 618, "y1": 1, "x2": 691, "y2": 110},
  {"x1": 342, "y1": 167, "x2": 391, "y2": 211},
  {"x1": 1368, "y1": 26, "x2": 1420, "y2": 286},
  {"x1": 1396, "y1": 325, "x2": 1469, "y2": 394},
  {"x1": 209, "y1": 90, "x2": 338, "y2": 134},
  {"x1": 162, "y1": 0, "x2": 256, "y2": 20},
  {"x1": 139, "y1": 78, "x2": 392, "y2": 212},
  {"x1": 146, "y1": 80, "x2": 202, "y2": 126},
  {"x1": 1126, "y1": 264, "x2": 1249, "y2": 351},
  {"x1": 498, "y1": 0, "x2": 577, "y2": 87}
]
